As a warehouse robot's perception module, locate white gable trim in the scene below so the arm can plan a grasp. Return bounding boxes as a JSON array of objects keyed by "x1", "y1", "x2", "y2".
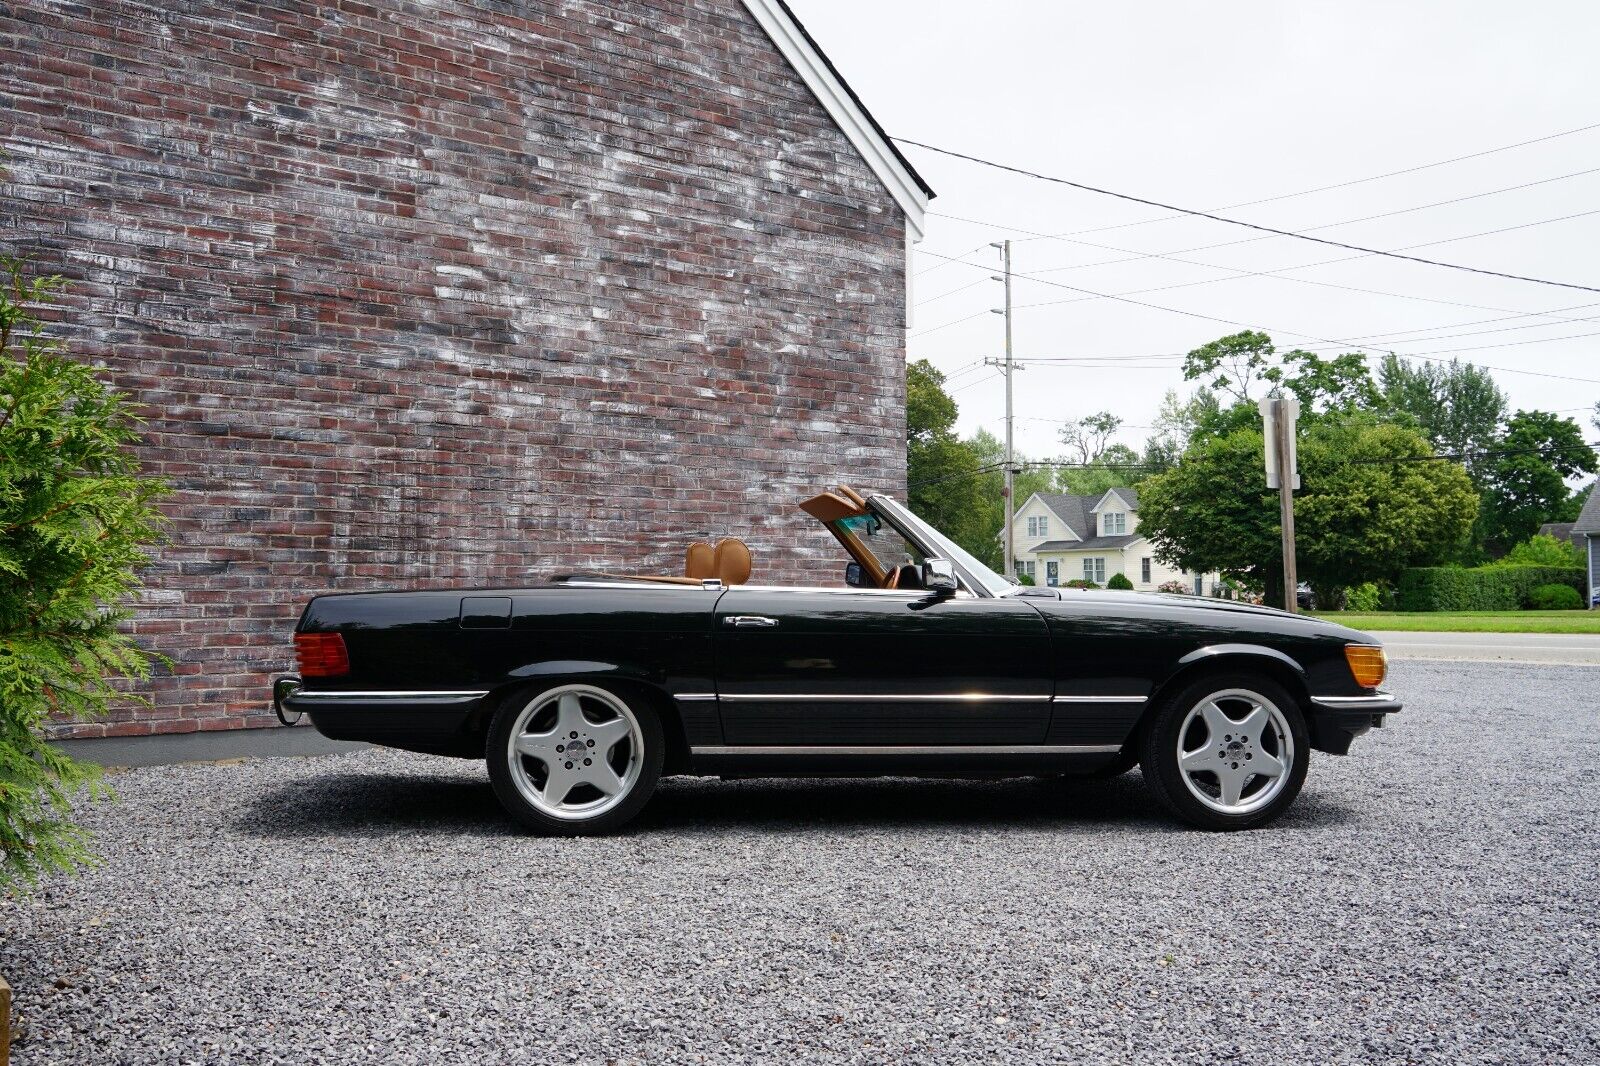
[
  {"x1": 1090, "y1": 488, "x2": 1136, "y2": 514},
  {"x1": 740, "y1": 0, "x2": 932, "y2": 325},
  {"x1": 742, "y1": 0, "x2": 929, "y2": 241},
  {"x1": 1016, "y1": 494, "x2": 1081, "y2": 543}
]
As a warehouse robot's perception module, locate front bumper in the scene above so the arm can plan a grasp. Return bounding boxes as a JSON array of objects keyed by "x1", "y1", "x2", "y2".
[{"x1": 1307, "y1": 692, "x2": 1402, "y2": 755}]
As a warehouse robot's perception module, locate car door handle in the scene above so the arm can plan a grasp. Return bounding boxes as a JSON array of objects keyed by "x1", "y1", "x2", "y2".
[{"x1": 723, "y1": 615, "x2": 779, "y2": 628}]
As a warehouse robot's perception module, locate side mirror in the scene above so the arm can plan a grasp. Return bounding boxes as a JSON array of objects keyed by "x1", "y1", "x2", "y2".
[
  {"x1": 845, "y1": 561, "x2": 867, "y2": 588},
  {"x1": 921, "y1": 559, "x2": 958, "y2": 596}
]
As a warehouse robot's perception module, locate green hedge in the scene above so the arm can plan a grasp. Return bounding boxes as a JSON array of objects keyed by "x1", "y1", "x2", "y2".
[{"x1": 1396, "y1": 565, "x2": 1586, "y2": 611}]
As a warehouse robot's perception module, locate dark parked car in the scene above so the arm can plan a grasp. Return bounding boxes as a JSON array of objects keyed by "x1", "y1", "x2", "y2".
[{"x1": 276, "y1": 486, "x2": 1399, "y2": 834}]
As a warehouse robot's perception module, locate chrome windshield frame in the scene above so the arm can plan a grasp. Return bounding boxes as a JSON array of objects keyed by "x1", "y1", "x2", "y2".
[{"x1": 866, "y1": 495, "x2": 1018, "y2": 599}]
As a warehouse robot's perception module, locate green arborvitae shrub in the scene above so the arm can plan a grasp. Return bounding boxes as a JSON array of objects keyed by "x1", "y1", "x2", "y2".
[
  {"x1": 0, "y1": 259, "x2": 166, "y2": 890},
  {"x1": 1395, "y1": 565, "x2": 1585, "y2": 611},
  {"x1": 1015, "y1": 572, "x2": 1035, "y2": 586},
  {"x1": 1106, "y1": 572, "x2": 1134, "y2": 590},
  {"x1": 1527, "y1": 583, "x2": 1583, "y2": 611}
]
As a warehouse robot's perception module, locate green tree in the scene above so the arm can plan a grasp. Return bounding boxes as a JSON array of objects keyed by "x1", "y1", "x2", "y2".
[
  {"x1": 1058, "y1": 411, "x2": 1123, "y2": 464},
  {"x1": 1, "y1": 260, "x2": 166, "y2": 889},
  {"x1": 1137, "y1": 418, "x2": 1477, "y2": 608},
  {"x1": 1481, "y1": 410, "x2": 1598, "y2": 554},
  {"x1": 1182, "y1": 331, "x2": 1275, "y2": 404},
  {"x1": 906, "y1": 359, "x2": 992, "y2": 562},
  {"x1": 1491, "y1": 533, "x2": 1584, "y2": 569},
  {"x1": 1056, "y1": 443, "x2": 1145, "y2": 496},
  {"x1": 1378, "y1": 355, "x2": 1507, "y2": 478},
  {"x1": 1142, "y1": 387, "x2": 1219, "y2": 472}
]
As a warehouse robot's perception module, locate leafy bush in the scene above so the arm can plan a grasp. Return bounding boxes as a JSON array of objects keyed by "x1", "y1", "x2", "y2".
[
  {"x1": 1106, "y1": 572, "x2": 1134, "y2": 590},
  {"x1": 1527, "y1": 583, "x2": 1583, "y2": 610},
  {"x1": 1491, "y1": 533, "x2": 1584, "y2": 569},
  {"x1": 1395, "y1": 565, "x2": 1585, "y2": 611},
  {"x1": 1064, "y1": 579, "x2": 1100, "y2": 590},
  {"x1": 1015, "y1": 572, "x2": 1035, "y2": 586},
  {"x1": 0, "y1": 260, "x2": 166, "y2": 890},
  {"x1": 1343, "y1": 582, "x2": 1386, "y2": 612},
  {"x1": 1156, "y1": 580, "x2": 1189, "y2": 595}
]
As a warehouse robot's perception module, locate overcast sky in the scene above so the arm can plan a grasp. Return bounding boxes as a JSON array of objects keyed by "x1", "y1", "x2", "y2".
[{"x1": 787, "y1": 0, "x2": 1600, "y2": 461}]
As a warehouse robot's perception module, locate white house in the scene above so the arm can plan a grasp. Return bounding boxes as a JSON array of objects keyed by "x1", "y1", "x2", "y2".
[
  {"x1": 1009, "y1": 489, "x2": 1221, "y2": 594},
  {"x1": 1575, "y1": 480, "x2": 1600, "y2": 609}
]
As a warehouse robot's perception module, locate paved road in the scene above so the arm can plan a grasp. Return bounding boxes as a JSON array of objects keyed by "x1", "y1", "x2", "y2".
[
  {"x1": 3, "y1": 660, "x2": 1597, "y2": 1065},
  {"x1": 1370, "y1": 629, "x2": 1600, "y2": 665}
]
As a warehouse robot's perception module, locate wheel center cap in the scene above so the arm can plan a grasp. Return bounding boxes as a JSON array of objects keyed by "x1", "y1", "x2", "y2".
[{"x1": 1228, "y1": 740, "x2": 1245, "y2": 753}]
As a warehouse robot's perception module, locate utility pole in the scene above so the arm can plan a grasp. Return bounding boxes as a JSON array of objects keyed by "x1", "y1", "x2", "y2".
[
  {"x1": 1258, "y1": 396, "x2": 1301, "y2": 612},
  {"x1": 987, "y1": 240, "x2": 1017, "y2": 579}
]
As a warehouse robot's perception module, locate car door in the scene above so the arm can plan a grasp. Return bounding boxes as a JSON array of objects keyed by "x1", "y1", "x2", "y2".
[{"x1": 711, "y1": 587, "x2": 1054, "y2": 746}]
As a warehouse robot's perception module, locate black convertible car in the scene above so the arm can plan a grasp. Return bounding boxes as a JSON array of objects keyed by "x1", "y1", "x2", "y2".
[{"x1": 276, "y1": 486, "x2": 1398, "y2": 834}]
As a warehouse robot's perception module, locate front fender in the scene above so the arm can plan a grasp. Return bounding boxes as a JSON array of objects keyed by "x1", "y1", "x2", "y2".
[{"x1": 1174, "y1": 643, "x2": 1308, "y2": 680}]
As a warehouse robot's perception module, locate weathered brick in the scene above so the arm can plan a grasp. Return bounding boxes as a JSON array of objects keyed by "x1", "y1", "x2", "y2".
[{"x1": 2, "y1": 0, "x2": 909, "y2": 738}]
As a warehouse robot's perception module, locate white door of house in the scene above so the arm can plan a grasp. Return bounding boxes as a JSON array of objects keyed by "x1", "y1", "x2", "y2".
[{"x1": 1046, "y1": 561, "x2": 1059, "y2": 587}]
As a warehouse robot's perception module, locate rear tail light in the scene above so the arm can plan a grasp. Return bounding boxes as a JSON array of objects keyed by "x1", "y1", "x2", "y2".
[
  {"x1": 294, "y1": 632, "x2": 350, "y2": 678},
  {"x1": 1344, "y1": 645, "x2": 1386, "y2": 689}
]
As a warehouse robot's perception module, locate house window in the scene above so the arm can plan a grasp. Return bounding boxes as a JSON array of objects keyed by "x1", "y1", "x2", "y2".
[
  {"x1": 1038, "y1": 516, "x2": 1048, "y2": 537},
  {"x1": 1026, "y1": 517, "x2": 1037, "y2": 537},
  {"x1": 1083, "y1": 557, "x2": 1106, "y2": 585},
  {"x1": 1025, "y1": 561, "x2": 1036, "y2": 577},
  {"x1": 1046, "y1": 561, "x2": 1059, "y2": 587},
  {"x1": 1141, "y1": 557, "x2": 1152, "y2": 584},
  {"x1": 1105, "y1": 512, "x2": 1126, "y2": 535}
]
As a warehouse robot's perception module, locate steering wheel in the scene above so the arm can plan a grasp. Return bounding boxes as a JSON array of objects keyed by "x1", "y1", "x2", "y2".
[{"x1": 882, "y1": 564, "x2": 901, "y2": 590}]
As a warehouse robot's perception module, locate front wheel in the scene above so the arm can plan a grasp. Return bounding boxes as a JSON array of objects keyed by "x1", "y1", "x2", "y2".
[
  {"x1": 1139, "y1": 675, "x2": 1309, "y2": 831},
  {"x1": 487, "y1": 682, "x2": 663, "y2": 835}
]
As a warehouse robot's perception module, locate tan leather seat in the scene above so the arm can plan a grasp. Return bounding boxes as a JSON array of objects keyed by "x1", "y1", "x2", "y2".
[
  {"x1": 685, "y1": 541, "x2": 715, "y2": 580},
  {"x1": 713, "y1": 538, "x2": 752, "y2": 586}
]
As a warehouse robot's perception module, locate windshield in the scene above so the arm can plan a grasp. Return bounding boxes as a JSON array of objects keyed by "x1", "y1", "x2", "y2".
[{"x1": 869, "y1": 496, "x2": 1016, "y2": 597}]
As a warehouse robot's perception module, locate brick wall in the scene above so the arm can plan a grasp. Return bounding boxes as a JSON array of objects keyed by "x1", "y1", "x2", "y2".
[{"x1": 1, "y1": 0, "x2": 909, "y2": 737}]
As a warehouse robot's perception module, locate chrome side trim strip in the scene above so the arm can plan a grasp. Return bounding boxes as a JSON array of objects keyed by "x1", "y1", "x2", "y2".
[
  {"x1": 691, "y1": 744, "x2": 1122, "y2": 756},
  {"x1": 1051, "y1": 695, "x2": 1147, "y2": 704},
  {"x1": 295, "y1": 690, "x2": 489, "y2": 704},
  {"x1": 1311, "y1": 693, "x2": 1396, "y2": 705},
  {"x1": 673, "y1": 693, "x2": 718, "y2": 702},
  {"x1": 715, "y1": 693, "x2": 1052, "y2": 703}
]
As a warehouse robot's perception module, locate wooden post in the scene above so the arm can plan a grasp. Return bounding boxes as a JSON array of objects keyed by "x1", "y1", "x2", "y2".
[
  {"x1": 1277, "y1": 401, "x2": 1298, "y2": 614},
  {"x1": 1, "y1": 973, "x2": 11, "y2": 1066}
]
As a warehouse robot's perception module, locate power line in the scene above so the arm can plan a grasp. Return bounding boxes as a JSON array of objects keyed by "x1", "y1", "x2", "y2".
[
  {"x1": 986, "y1": 121, "x2": 1600, "y2": 242},
  {"x1": 930, "y1": 208, "x2": 1600, "y2": 336},
  {"x1": 895, "y1": 138, "x2": 1600, "y2": 294},
  {"x1": 916, "y1": 248, "x2": 1600, "y2": 385}
]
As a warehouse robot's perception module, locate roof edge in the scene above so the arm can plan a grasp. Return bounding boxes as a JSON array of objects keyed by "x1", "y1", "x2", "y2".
[{"x1": 742, "y1": 0, "x2": 934, "y2": 241}]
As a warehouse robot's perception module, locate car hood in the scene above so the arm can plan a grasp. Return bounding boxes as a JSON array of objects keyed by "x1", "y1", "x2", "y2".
[{"x1": 1018, "y1": 588, "x2": 1379, "y2": 642}]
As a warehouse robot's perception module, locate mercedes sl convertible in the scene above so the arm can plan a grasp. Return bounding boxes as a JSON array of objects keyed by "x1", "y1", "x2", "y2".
[{"x1": 274, "y1": 486, "x2": 1400, "y2": 834}]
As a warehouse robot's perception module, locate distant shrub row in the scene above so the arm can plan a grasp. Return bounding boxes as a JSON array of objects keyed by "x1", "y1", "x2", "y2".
[{"x1": 1395, "y1": 565, "x2": 1585, "y2": 612}]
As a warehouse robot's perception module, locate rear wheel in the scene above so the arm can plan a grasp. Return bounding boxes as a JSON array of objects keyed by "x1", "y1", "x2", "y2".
[
  {"x1": 1140, "y1": 674, "x2": 1308, "y2": 831},
  {"x1": 487, "y1": 682, "x2": 663, "y2": 835}
]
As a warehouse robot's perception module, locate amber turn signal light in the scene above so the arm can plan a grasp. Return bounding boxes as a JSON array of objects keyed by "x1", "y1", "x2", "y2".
[
  {"x1": 1344, "y1": 645, "x2": 1386, "y2": 689},
  {"x1": 294, "y1": 632, "x2": 350, "y2": 678}
]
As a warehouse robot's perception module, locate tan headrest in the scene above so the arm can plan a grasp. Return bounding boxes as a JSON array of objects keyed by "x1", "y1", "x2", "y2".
[
  {"x1": 714, "y1": 538, "x2": 752, "y2": 586},
  {"x1": 685, "y1": 541, "x2": 715, "y2": 579}
]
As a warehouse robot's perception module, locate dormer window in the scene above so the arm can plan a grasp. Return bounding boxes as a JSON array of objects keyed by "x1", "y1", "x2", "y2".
[
  {"x1": 1027, "y1": 516, "x2": 1049, "y2": 538},
  {"x1": 1105, "y1": 512, "x2": 1127, "y2": 535}
]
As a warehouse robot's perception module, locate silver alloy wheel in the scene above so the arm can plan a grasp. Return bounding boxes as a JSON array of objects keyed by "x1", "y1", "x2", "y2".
[
  {"x1": 1176, "y1": 687, "x2": 1294, "y2": 815},
  {"x1": 506, "y1": 684, "x2": 644, "y2": 822}
]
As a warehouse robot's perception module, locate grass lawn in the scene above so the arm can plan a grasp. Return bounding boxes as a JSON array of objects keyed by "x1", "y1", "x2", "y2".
[{"x1": 1310, "y1": 611, "x2": 1600, "y2": 634}]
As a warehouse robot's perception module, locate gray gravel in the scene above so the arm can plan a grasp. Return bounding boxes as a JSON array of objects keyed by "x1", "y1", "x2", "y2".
[{"x1": 3, "y1": 660, "x2": 1598, "y2": 1065}]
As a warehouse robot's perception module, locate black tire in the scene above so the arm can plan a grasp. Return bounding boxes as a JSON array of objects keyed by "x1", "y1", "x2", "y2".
[
  {"x1": 486, "y1": 682, "x2": 664, "y2": 836},
  {"x1": 1139, "y1": 673, "x2": 1310, "y2": 831}
]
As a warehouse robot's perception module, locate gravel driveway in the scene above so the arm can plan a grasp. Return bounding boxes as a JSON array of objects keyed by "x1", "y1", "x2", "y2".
[{"x1": 3, "y1": 660, "x2": 1597, "y2": 1065}]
